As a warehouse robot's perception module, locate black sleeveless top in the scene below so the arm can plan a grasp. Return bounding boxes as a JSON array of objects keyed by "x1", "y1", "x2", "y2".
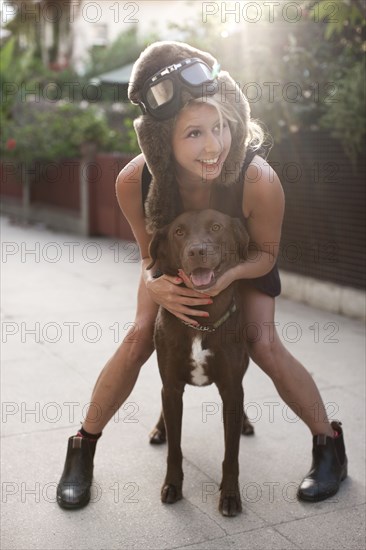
[{"x1": 141, "y1": 149, "x2": 281, "y2": 297}]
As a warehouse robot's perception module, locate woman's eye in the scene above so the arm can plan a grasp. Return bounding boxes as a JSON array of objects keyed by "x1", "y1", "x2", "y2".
[
  {"x1": 211, "y1": 224, "x2": 221, "y2": 232},
  {"x1": 175, "y1": 227, "x2": 184, "y2": 236},
  {"x1": 213, "y1": 122, "x2": 227, "y2": 133},
  {"x1": 188, "y1": 130, "x2": 200, "y2": 138}
]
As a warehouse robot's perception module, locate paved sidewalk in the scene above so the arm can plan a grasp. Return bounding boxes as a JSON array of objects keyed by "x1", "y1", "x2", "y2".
[{"x1": 1, "y1": 215, "x2": 365, "y2": 550}]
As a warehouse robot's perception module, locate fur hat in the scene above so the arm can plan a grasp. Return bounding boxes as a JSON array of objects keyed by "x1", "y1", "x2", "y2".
[{"x1": 128, "y1": 41, "x2": 251, "y2": 232}]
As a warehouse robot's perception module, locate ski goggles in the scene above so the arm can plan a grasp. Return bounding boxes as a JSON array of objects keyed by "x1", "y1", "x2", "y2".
[{"x1": 138, "y1": 58, "x2": 219, "y2": 120}]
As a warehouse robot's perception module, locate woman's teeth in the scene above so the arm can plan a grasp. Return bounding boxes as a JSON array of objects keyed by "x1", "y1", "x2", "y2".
[{"x1": 199, "y1": 157, "x2": 219, "y2": 164}]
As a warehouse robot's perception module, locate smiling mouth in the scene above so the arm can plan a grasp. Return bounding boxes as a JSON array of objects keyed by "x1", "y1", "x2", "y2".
[
  {"x1": 198, "y1": 155, "x2": 221, "y2": 165},
  {"x1": 190, "y1": 268, "x2": 216, "y2": 289}
]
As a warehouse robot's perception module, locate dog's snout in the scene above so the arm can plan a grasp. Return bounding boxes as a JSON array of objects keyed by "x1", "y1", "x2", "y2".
[{"x1": 188, "y1": 243, "x2": 207, "y2": 258}]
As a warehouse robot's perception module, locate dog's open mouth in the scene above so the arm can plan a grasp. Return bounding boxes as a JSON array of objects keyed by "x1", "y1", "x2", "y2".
[{"x1": 190, "y1": 268, "x2": 216, "y2": 289}]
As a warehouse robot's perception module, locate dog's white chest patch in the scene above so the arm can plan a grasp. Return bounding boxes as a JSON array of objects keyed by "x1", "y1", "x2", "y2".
[{"x1": 190, "y1": 335, "x2": 213, "y2": 386}]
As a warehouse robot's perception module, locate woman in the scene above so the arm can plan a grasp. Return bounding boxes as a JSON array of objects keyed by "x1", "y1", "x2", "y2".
[{"x1": 57, "y1": 41, "x2": 347, "y2": 510}]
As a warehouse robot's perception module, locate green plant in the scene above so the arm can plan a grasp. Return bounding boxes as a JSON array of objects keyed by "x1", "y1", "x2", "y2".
[
  {"x1": 1, "y1": 102, "x2": 122, "y2": 167},
  {"x1": 300, "y1": 0, "x2": 366, "y2": 163},
  {"x1": 302, "y1": 0, "x2": 365, "y2": 47},
  {"x1": 319, "y1": 60, "x2": 365, "y2": 165},
  {"x1": 0, "y1": 36, "x2": 36, "y2": 121}
]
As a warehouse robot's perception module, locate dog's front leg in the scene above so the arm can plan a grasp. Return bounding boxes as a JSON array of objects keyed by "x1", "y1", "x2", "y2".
[
  {"x1": 217, "y1": 384, "x2": 244, "y2": 517},
  {"x1": 160, "y1": 383, "x2": 185, "y2": 504}
]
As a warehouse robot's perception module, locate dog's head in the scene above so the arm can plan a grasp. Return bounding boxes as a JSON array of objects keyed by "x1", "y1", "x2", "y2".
[{"x1": 147, "y1": 209, "x2": 249, "y2": 290}]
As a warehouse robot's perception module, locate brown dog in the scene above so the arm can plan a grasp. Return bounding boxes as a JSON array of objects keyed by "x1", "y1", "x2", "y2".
[{"x1": 147, "y1": 209, "x2": 254, "y2": 516}]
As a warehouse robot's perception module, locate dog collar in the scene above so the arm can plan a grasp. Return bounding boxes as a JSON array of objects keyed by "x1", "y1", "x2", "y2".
[{"x1": 182, "y1": 299, "x2": 237, "y2": 333}]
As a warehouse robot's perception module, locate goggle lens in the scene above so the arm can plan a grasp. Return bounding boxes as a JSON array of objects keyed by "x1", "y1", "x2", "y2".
[
  {"x1": 146, "y1": 80, "x2": 174, "y2": 109},
  {"x1": 180, "y1": 62, "x2": 213, "y2": 86}
]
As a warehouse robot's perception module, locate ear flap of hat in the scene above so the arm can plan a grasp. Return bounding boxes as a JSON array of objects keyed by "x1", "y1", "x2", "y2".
[{"x1": 133, "y1": 115, "x2": 182, "y2": 234}]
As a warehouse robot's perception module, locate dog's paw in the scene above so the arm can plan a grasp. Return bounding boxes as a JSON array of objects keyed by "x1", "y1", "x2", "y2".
[
  {"x1": 219, "y1": 492, "x2": 242, "y2": 517},
  {"x1": 241, "y1": 418, "x2": 255, "y2": 436},
  {"x1": 161, "y1": 484, "x2": 182, "y2": 504},
  {"x1": 149, "y1": 427, "x2": 166, "y2": 445}
]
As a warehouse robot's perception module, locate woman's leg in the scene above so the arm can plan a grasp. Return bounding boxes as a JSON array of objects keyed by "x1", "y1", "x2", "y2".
[
  {"x1": 57, "y1": 275, "x2": 159, "y2": 509},
  {"x1": 238, "y1": 282, "x2": 347, "y2": 502},
  {"x1": 239, "y1": 283, "x2": 333, "y2": 436},
  {"x1": 82, "y1": 276, "x2": 159, "y2": 433}
]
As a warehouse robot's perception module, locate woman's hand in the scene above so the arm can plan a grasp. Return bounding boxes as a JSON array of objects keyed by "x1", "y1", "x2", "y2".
[
  {"x1": 146, "y1": 274, "x2": 213, "y2": 326},
  {"x1": 177, "y1": 268, "x2": 236, "y2": 297}
]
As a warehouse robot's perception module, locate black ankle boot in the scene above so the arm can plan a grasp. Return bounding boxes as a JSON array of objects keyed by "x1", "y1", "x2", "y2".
[
  {"x1": 297, "y1": 421, "x2": 348, "y2": 502},
  {"x1": 57, "y1": 436, "x2": 96, "y2": 509}
]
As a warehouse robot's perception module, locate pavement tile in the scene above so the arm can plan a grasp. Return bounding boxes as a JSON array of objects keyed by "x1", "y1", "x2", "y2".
[
  {"x1": 172, "y1": 527, "x2": 300, "y2": 549},
  {"x1": 275, "y1": 504, "x2": 366, "y2": 550}
]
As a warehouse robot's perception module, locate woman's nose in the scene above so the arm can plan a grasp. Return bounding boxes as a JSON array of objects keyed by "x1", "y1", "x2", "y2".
[{"x1": 203, "y1": 132, "x2": 222, "y2": 154}]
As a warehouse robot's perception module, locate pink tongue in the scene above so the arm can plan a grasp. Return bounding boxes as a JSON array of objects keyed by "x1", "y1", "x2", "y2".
[{"x1": 190, "y1": 268, "x2": 214, "y2": 287}]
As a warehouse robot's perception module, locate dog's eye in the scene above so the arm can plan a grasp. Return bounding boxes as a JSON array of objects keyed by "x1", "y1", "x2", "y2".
[
  {"x1": 211, "y1": 224, "x2": 221, "y2": 232},
  {"x1": 175, "y1": 227, "x2": 184, "y2": 237}
]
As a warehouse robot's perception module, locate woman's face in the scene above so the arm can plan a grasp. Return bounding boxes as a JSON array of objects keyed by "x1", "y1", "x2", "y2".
[{"x1": 172, "y1": 102, "x2": 232, "y2": 184}]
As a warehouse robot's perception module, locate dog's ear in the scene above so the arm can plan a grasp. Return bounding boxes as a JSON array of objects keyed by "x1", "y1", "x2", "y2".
[
  {"x1": 232, "y1": 218, "x2": 250, "y2": 260},
  {"x1": 146, "y1": 226, "x2": 169, "y2": 270}
]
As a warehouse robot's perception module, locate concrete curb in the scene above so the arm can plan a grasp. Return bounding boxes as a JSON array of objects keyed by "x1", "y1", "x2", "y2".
[{"x1": 280, "y1": 270, "x2": 366, "y2": 322}]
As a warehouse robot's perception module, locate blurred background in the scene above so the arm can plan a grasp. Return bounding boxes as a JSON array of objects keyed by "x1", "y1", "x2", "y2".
[{"x1": 1, "y1": 0, "x2": 365, "y2": 312}]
